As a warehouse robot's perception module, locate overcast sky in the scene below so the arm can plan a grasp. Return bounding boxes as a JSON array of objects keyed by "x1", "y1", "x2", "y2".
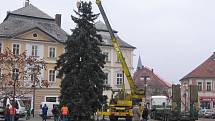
[{"x1": 1, "y1": 0, "x2": 215, "y2": 84}]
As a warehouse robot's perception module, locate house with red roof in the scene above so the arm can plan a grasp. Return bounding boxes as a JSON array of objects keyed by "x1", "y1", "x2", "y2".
[
  {"x1": 180, "y1": 52, "x2": 215, "y2": 109},
  {"x1": 133, "y1": 56, "x2": 171, "y2": 102}
]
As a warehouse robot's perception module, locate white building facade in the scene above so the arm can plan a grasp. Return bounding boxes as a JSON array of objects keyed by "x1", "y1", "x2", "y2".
[{"x1": 96, "y1": 21, "x2": 135, "y2": 101}]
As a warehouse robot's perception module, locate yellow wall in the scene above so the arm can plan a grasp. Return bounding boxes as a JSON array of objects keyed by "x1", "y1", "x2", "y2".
[{"x1": 0, "y1": 28, "x2": 64, "y2": 88}]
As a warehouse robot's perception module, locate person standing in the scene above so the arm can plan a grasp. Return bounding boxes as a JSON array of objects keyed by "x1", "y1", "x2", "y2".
[
  {"x1": 142, "y1": 106, "x2": 149, "y2": 121},
  {"x1": 52, "y1": 105, "x2": 59, "y2": 121},
  {"x1": 132, "y1": 105, "x2": 141, "y2": 121},
  {"x1": 9, "y1": 104, "x2": 16, "y2": 121},
  {"x1": 4, "y1": 104, "x2": 10, "y2": 121},
  {"x1": 25, "y1": 104, "x2": 31, "y2": 120},
  {"x1": 61, "y1": 105, "x2": 69, "y2": 121},
  {"x1": 42, "y1": 104, "x2": 48, "y2": 121}
]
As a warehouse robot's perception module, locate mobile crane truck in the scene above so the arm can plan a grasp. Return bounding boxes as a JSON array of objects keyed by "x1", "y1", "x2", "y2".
[
  {"x1": 95, "y1": 0, "x2": 144, "y2": 121},
  {"x1": 150, "y1": 84, "x2": 199, "y2": 121}
]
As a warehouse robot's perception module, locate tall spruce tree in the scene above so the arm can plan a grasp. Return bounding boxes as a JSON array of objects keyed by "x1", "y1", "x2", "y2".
[{"x1": 55, "y1": 1, "x2": 107, "y2": 121}]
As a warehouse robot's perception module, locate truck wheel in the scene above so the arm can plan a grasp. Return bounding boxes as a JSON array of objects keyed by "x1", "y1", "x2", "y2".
[
  {"x1": 125, "y1": 117, "x2": 132, "y2": 121},
  {"x1": 109, "y1": 116, "x2": 117, "y2": 121},
  {"x1": 15, "y1": 117, "x2": 19, "y2": 121}
]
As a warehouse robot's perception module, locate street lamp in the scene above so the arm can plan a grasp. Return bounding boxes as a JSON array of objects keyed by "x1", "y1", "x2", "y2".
[
  {"x1": 31, "y1": 67, "x2": 39, "y2": 118},
  {"x1": 12, "y1": 72, "x2": 18, "y2": 121},
  {"x1": 0, "y1": 74, "x2": 3, "y2": 90},
  {"x1": 140, "y1": 76, "x2": 150, "y2": 104},
  {"x1": 12, "y1": 72, "x2": 19, "y2": 104}
]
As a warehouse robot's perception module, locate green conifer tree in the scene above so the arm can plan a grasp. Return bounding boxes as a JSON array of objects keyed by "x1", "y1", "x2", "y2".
[{"x1": 55, "y1": 1, "x2": 107, "y2": 121}]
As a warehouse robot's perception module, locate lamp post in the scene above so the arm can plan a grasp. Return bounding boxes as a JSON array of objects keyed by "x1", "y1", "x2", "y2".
[
  {"x1": 32, "y1": 76, "x2": 36, "y2": 118},
  {"x1": 0, "y1": 74, "x2": 3, "y2": 91},
  {"x1": 12, "y1": 72, "x2": 19, "y2": 104},
  {"x1": 12, "y1": 72, "x2": 18, "y2": 121},
  {"x1": 31, "y1": 67, "x2": 38, "y2": 118},
  {"x1": 140, "y1": 76, "x2": 150, "y2": 104}
]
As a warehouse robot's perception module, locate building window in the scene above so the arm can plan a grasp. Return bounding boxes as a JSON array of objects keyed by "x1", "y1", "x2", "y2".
[
  {"x1": 49, "y1": 70, "x2": 55, "y2": 82},
  {"x1": 197, "y1": 82, "x2": 202, "y2": 91},
  {"x1": 49, "y1": 47, "x2": 56, "y2": 58},
  {"x1": 103, "y1": 52, "x2": 109, "y2": 62},
  {"x1": 213, "y1": 102, "x2": 215, "y2": 108},
  {"x1": 31, "y1": 45, "x2": 38, "y2": 57},
  {"x1": 45, "y1": 97, "x2": 57, "y2": 102},
  {"x1": 13, "y1": 44, "x2": 20, "y2": 55},
  {"x1": 116, "y1": 73, "x2": 123, "y2": 85},
  {"x1": 207, "y1": 82, "x2": 212, "y2": 91},
  {"x1": 104, "y1": 73, "x2": 108, "y2": 85},
  {"x1": 201, "y1": 101, "x2": 211, "y2": 109}
]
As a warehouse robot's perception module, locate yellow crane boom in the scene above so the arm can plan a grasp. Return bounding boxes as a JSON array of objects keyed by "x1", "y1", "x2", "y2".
[{"x1": 96, "y1": 0, "x2": 143, "y2": 97}]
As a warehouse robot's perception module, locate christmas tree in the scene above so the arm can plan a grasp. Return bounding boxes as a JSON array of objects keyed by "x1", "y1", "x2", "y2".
[{"x1": 55, "y1": 1, "x2": 107, "y2": 121}]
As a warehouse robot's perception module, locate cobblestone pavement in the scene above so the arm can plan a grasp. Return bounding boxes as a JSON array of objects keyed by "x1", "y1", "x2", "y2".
[{"x1": 0, "y1": 117, "x2": 213, "y2": 121}]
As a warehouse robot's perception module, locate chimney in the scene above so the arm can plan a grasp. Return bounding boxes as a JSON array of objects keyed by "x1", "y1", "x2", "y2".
[
  {"x1": 151, "y1": 68, "x2": 153, "y2": 73},
  {"x1": 7, "y1": 11, "x2": 10, "y2": 15},
  {"x1": 55, "y1": 14, "x2": 61, "y2": 27},
  {"x1": 25, "y1": 0, "x2": 30, "y2": 7}
]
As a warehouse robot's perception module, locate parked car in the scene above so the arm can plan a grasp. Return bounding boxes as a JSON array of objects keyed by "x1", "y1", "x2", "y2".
[
  {"x1": 202, "y1": 109, "x2": 214, "y2": 118},
  {"x1": 198, "y1": 109, "x2": 204, "y2": 118},
  {"x1": 212, "y1": 112, "x2": 215, "y2": 119}
]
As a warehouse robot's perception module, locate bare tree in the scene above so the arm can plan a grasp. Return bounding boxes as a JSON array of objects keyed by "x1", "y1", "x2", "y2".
[{"x1": 0, "y1": 48, "x2": 46, "y2": 98}]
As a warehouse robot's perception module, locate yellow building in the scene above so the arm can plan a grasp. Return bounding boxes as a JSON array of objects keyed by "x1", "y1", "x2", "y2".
[
  {"x1": 0, "y1": 1, "x2": 135, "y2": 114},
  {"x1": 0, "y1": 2, "x2": 67, "y2": 113}
]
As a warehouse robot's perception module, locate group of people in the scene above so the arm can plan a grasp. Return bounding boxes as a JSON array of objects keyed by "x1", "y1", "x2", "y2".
[
  {"x1": 41, "y1": 104, "x2": 69, "y2": 121},
  {"x1": 133, "y1": 104, "x2": 149, "y2": 121},
  {"x1": 4, "y1": 104, "x2": 17, "y2": 121}
]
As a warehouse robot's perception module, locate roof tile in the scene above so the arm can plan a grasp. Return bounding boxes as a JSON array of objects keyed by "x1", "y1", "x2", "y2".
[
  {"x1": 133, "y1": 67, "x2": 171, "y2": 89},
  {"x1": 181, "y1": 52, "x2": 215, "y2": 80},
  {"x1": 11, "y1": 4, "x2": 53, "y2": 20}
]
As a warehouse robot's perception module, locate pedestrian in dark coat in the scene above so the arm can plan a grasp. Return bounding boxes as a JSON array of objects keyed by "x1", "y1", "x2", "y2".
[
  {"x1": 52, "y1": 105, "x2": 59, "y2": 121},
  {"x1": 142, "y1": 107, "x2": 149, "y2": 121},
  {"x1": 42, "y1": 104, "x2": 48, "y2": 121},
  {"x1": 4, "y1": 104, "x2": 10, "y2": 121}
]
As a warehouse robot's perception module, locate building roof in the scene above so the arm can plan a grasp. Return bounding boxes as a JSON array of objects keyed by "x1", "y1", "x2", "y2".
[
  {"x1": 181, "y1": 52, "x2": 215, "y2": 80},
  {"x1": 95, "y1": 21, "x2": 118, "y2": 33},
  {"x1": 95, "y1": 21, "x2": 136, "y2": 49},
  {"x1": 0, "y1": 4, "x2": 135, "y2": 47},
  {"x1": 9, "y1": 4, "x2": 53, "y2": 20},
  {"x1": 0, "y1": 4, "x2": 67, "y2": 43},
  {"x1": 133, "y1": 67, "x2": 171, "y2": 89}
]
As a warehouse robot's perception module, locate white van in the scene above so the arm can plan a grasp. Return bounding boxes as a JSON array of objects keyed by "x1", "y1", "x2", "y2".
[
  {"x1": 39, "y1": 96, "x2": 59, "y2": 117},
  {"x1": 150, "y1": 95, "x2": 169, "y2": 109},
  {"x1": 0, "y1": 97, "x2": 26, "y2": 121}
]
